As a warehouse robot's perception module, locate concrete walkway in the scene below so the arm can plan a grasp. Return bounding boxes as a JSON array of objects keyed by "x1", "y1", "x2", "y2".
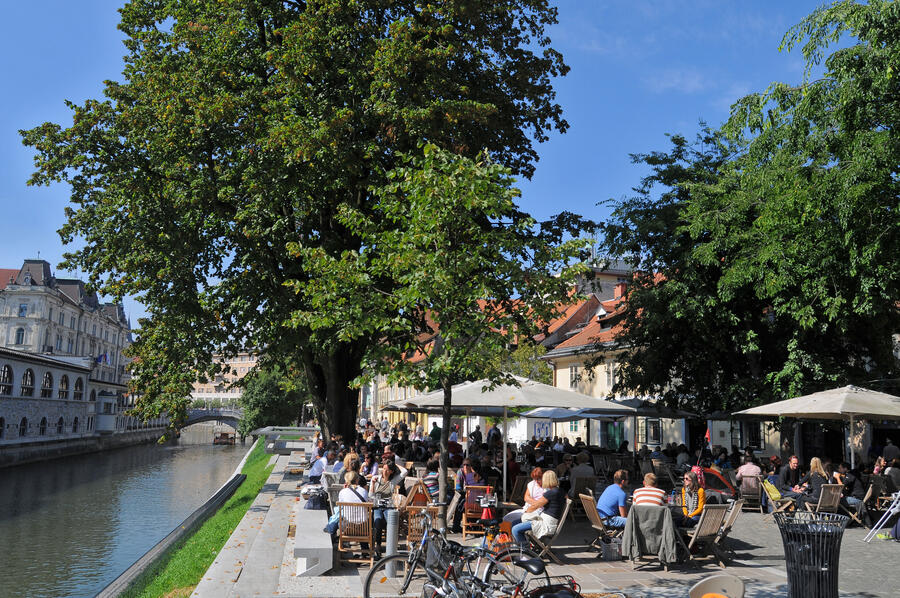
[{"x1": 193, "y1": 455, "x2": 899, "y2": 597}]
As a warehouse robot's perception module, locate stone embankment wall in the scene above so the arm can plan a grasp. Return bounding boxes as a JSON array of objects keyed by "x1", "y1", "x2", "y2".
[{"x1": 0, "y1": 429, "x2": 164, "y2": 468}]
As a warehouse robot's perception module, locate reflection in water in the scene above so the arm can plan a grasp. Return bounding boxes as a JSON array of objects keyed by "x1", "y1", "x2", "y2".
[{"x1": 0, "y1": 441, "x2": 246, "y2": 598}]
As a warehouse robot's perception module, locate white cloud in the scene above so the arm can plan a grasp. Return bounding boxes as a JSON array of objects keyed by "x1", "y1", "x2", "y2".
[{"x1": 643, "y1": 68, "x2": 710, "y2": 94}]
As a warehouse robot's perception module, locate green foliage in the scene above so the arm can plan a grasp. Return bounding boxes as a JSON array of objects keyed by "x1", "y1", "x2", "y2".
[
  {"x1": 20, "y1": 0, "x2": 570, "y2": 439},
  {"x1": 496, "y1": 343, "x2": 553, "y2": 384},
  {"x1": 601, "y1": 0, "x2": 900, "y2": 411},
  {"x1": 238, "y1": 363, "x2": 308, "y2": 436},
  {"x1": 122, "y1": 439, "x2": 273, "y2": 598}
]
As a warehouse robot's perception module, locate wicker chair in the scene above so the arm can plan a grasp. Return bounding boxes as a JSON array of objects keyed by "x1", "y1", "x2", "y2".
[
  {"x1": 461, "y1": 485, "x2": 492, "y2": 538},
  {"x1": 336, "y1": 501, "x2": 375, "y2": 566}
]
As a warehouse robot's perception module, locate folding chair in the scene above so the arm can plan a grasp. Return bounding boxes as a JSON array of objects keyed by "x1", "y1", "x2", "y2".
[
  {"x1": 804, "y1": 484, "x2": 842, "y2": 513},
  {"x1": 509, "y1": 475, "x2": 529, "y2": 505},
  {"x1": 591, "y1": 455, "x2": 609, "y2": 482},
  {"x1": 580, "y1": 493, "x2": 621, "y2": 550},
  {"x1": 568, "y1": 476, "x2": 597, "y2": 518},
  {"x1": 761, "y1": 478, "x2": 795, "y2": 519},
  {"x1": 336, "y1": 501, "x2": 376, "y2": 566},
  {"x1": 527, "y1": 497, "x2": 573, "y2": 565},
  {"x1": 715, "y1": 499, "x2": 744, "y2": 559},
  {"x1": 681, "y1": 504, "x2": 729, "y2": 568},
  {"x1": 462, "y1": 485, "x2": 492, "y2": 538},
  {"x1": 406, "y1": 505, "x2": 439, "y2": 548},
  {"x1": 739, "y1": 476, "x2": 764, "y2": 514}
]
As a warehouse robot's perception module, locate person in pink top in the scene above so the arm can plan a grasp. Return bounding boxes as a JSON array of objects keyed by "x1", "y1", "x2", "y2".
[{"x1": 632, "y1": 473, "x2": 667, "y2": 506}]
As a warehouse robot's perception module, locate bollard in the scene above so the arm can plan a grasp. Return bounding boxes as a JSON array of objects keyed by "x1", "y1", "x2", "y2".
[{"x1": 385, "y1": 509, "x2": 399, "y2": 576}]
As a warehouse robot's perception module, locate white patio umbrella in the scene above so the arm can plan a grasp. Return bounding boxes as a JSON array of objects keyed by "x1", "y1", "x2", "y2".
[
  {"x1": 402, "y1": 376, "x2": 636, "y2": 499},
  {"x1": 734, "y1": 385, "x2": 900, "y2": 467}
]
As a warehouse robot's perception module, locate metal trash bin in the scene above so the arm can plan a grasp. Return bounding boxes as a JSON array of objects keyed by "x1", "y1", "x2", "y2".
[{"x1": 774, "y1": 511, "x2": 849, "y2": 598}]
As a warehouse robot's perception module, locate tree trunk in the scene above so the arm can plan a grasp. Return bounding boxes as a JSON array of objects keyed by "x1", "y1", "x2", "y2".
[
  {"x1": 301, "y1": 345, "x2": 364, "y2": 440},
  {"x1": 438, "y1": 381, "x2": 452, "y2": 526}
]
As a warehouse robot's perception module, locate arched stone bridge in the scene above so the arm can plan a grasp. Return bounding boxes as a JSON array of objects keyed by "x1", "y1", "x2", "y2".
[{"x1": 184, "y1": 407, "x2": 244, "y2": 429}]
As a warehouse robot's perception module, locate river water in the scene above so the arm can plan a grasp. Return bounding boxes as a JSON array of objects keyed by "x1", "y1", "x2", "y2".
[{"x1": 0, "y1": 435, "x2": 247, "y2": 598}]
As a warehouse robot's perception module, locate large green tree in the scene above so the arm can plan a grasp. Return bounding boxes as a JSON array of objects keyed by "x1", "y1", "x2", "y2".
[
  {"x1": 237, "y1": 362, "x2": 309, "y2": 437},
  {"x1": 601, "y1": 0, "x2": 900, "y2": 411},
  {"x1": 306, "y1": 144, "x2": 586, "y2": 504},
  {"x1": 21, "y1": 0, "x2": 569, "y2": 438}
]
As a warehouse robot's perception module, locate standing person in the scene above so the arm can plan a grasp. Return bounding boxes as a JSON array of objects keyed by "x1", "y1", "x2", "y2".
[
  {"x1": 468, "y1": 424, "x2": 483, "y2": 448},
  {"x1": 796, "y1": 457, "x2": 829, "y2": 510},
  {"x1": 449, "y1": 424, "x2": 459, "y2": 443},
  {"x1": 632, "y1": 473, "x2": 667, "y2": 506},
  {"x1": 884, "y1": 439, "x2": 900, "y2": 462},
  {"x1": 595, "y1": 470, "x2": 629, "y2": 529},
  {"x1": 429, "y1": 422, "x2": 442, "y2": 443},
  {"x1": 675, "y1": 471, "x2": 705, "y2": 528},
  {"x1": 487, "y1": 422, "x2": 502, "y2": 448},
  {"x1": 511, "y1": 471, "x2": 564, "y2": 545}
]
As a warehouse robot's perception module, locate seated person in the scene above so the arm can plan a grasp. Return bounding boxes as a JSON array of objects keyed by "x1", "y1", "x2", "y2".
[
  {"x1": 325, "y1": 471, "x2": 369, "y2": 534},
  {"x1": 736, "y1": 455, "x2": 762, "y2": 495},
  {"x1": 834, "y1": 461, "x2": 867, "y2": 520},
  {"x1": 778, "y1": 455, "x2": 808, "y2": 499},
  {"x1": 796, "y1": 457, "x2": 828, "y2": 511},
  {"x1": 422, "y1": 459, "x2": 441, "y2": 500},
  {"x1": 556, "y1": 454, "x2": 574, "y2": 493},
  {"x1": 504, "y1": 467, "x2": 544, "y2": 525},
  {"x1": 595, "y1": 469, "x2": 630, "y2": 528},
  {"x1": 512, "y1": 470, "x2": 564, "y2": 544},
  {"x1": 370, "y1": 461, "x2": 404, "y2": 552},
  {"x1": 451, "y1": 459, "x2": 483, "y2": 533},
  {"x1": 568, "y1": 452, "x2": 595, "y2": 496},
  {"x1": 307, "y1": 449, "x2": 332, "y2": 483},
  {"x1": 632, "y1": 473, "x2": 667, "y2": 506},
  {"x1": 674, "y1": 471, "x2": 705, "y2": 527}
]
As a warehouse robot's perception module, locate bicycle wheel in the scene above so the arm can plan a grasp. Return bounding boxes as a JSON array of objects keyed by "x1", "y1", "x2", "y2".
[
  {"x1": 487, "y1": 545, "x2": 541, "y2": 587},
  {"x1": 364, "y1": 553, "x2": 428, "y2": 598}
]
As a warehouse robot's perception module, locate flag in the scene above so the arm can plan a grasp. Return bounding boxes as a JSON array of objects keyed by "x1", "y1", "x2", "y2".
[{"x1": 704, "y1": 428, "x2": 711, "y2": 443}]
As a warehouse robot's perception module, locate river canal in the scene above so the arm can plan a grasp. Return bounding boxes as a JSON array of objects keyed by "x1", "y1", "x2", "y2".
[{"x1": 0, "y1": 433, "x2": 247, "y2": 598}]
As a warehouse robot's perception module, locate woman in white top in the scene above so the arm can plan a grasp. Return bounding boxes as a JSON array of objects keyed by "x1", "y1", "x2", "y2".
[
  {"x1": 503, "y1": 467, "x2": 545, "y2": 524},
  {"x1": 326, "y1": 472, "x2": 369, "y2": 534}
]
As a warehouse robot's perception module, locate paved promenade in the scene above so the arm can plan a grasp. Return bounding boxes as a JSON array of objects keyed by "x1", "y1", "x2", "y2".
[{"x1": 193, "y1": 455, "x2": 899, "y2": 597}]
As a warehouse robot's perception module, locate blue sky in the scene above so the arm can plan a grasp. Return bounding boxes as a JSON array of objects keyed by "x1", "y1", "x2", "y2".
[{"x1": 0, "y1": 1, "x2": 826, "y2": 322}]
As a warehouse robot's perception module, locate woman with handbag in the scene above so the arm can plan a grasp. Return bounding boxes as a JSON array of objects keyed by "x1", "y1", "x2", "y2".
[{"x1": 511, "y1": 470, "x2": 564, "y2": 545}]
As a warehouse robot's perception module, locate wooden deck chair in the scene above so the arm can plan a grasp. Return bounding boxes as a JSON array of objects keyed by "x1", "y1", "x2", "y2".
[
  {"x1": 527, "y1": 497, "x2": 573, "y2": 565},
  {"x1": 509, "y1": 475, "x2": 529, "y2": 505},
  {"x1": 406, "y1": 505, "x2": 439, "y2": 549},
  {"x1": 462, "y1": 485, "x2": 492, "y2": 538},
  {"x1": 739, "y1": 476, "x2": 764, "y2": 514},
  {"x1": 579, "y1": 493, "x2": 621, "y2": 550},
  {"x1": 689, "y1": 573, "x2": 745, "y2": 598},
  {"x1": 682, "y1": 504, "x2": 729, "y2": 568},
  {"x1": 804, "y1": 484, "x2": 842, "y2": 513},
  {"x1": 761, "y1": 478, "x2": 795, "y2": 518},
  {"x1": 336, "y1": 501, "x2": 375, "y2": 567},
  {"x1": 714, "y1": 499, "x2": 744, "y2": 559},
  {"x1": 445, "y1": 491, "x2": 461, "y2": 530},
  {"x1": 402, "y1": 479, "x2": 430, "y2": 508},
  {"x1": 568, "y1": 476, "x2": 597, "y2": 518},
  {"x1": 870, "y1": 474, "x2": 894, "y2": 510},
  {"x1": 591, "y1": 455, "x2": 609, "y2": 482}
]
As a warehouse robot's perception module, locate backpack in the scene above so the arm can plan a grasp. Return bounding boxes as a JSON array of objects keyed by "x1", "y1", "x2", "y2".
[{"x1": 304, "y1": 490, "x2": 329, "y2": 511}]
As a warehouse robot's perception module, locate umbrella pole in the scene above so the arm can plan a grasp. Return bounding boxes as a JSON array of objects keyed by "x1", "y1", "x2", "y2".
[
  {"x1": 850, "y1": 414, "x2": 855, "y2": 469},
  {"x1": 503, "y1": 406, "x2": 508, "y2": 503}
]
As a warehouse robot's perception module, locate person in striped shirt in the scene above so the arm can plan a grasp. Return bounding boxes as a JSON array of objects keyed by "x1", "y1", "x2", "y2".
[{"x1": 632, "y1": 473, "x2": 667, "y2": 506}]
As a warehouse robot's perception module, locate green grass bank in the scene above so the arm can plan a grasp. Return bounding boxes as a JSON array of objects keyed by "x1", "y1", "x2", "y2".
[{"x1": 122, "y1": 439, "x2": 274, "y2": 598}]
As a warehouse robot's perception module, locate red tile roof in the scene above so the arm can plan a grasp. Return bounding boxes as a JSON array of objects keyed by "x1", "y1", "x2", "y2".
[
  {"x1": 0, "y1": 269, "x2": 20, "y2": 291},
  {"x1": 552, "y1": 295, "x2": 627, "y2": 351}
]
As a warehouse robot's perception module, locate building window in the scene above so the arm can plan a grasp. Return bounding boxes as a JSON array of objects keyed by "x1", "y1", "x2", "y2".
[
  {"x1": 39, "y1": 417, "x2": 47, "y2": 436},
  {"x1": 18, "y1": 303, "x2": 28, "y2": 317},
  {"x1": 58, "y1": 313, "x2": 64, "y2": 325},
  {"x1": 569, "y1": 420, "x2": 579, "y2": 432},
  {"x1": 103, "y1": 403, "x2": 112, "y2": 414},
  {"x1": 14, "y1": 328, "x2": 25, "y2": 345},
  {"x1": 21, "y1": 369, "x2": 34, "y2": 396},
  {"x1": 70, "y1": 316, "x2": 76, "y2": 329},
  {"x1": 0, "y1": 417, "x2": 4, "y2": 439},
  {"x1": 90, "y1": 390, "x2": 96, "y2": 402},
  {"x1": 606, "y1": 359, "x2": 617, "y2": 389},
  {"x1": 19, "y1": 417, "x2": 27, "y2": 437},
  {"x1": 569, "y1": 365, "x2": 580, "y2": 389},
  {"x1": 92, "y1": 324, "x2": 97, "y2": 336},
  {"x1": 73, "y1": 378, "x2": 83, "y2": 401},
  {"x1": 56, "y1": 335, "x2": 62, "y2": 351},
  {"x1": 48, "y1": 307, "x2": 53, "y2": 320},
  {"x1": 56, "y1": 417, "x2": 65, "y2": 434},
  {"x1": 742, "y1": 422, "x2": 763, "y2": 449},
  {"x1": 58, "y1": 375, "x2": 69, "y2": 400},
  {"x1": 638, "y1": 417, "x2": 661, "y2": 446},
  {"x1": 0, "y1": 365, "x2": 12, "y2": 395},
  {"x1": 66, "y1": 338, "x2": 73, "y2": 353},
  {"x1": 40, "y1": 372, "x2": 53, "y2": 398},
  {"x1": 72, "y1": 417, "x2": 79, "y2": 433}
]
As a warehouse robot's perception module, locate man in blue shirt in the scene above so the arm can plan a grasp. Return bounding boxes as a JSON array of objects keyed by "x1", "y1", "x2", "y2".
[{"x1": 596, "y1": 469, "x2": 629, "y2": 528}]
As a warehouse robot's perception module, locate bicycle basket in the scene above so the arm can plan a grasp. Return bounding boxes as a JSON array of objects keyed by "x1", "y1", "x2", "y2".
[
  {"x1": 524, "y1": 575, "x2": 580, "y2": 598},
  {"x1": 425, "y1": 537, "x2": 460, "y2": 571}
]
